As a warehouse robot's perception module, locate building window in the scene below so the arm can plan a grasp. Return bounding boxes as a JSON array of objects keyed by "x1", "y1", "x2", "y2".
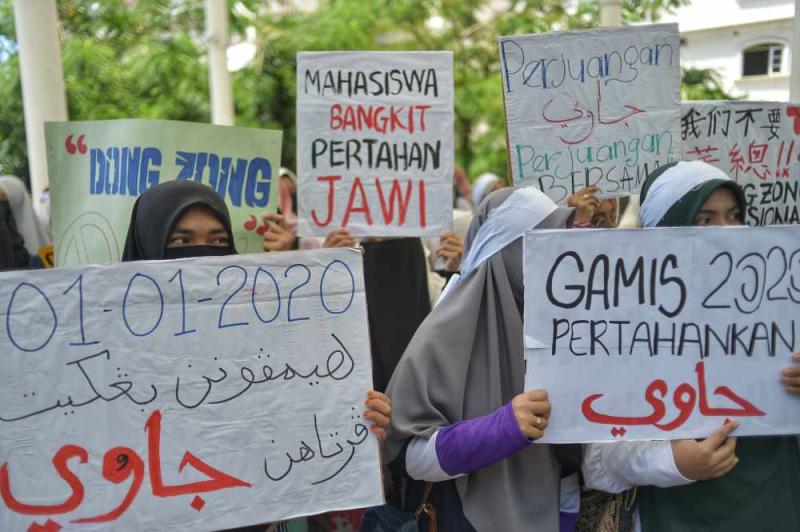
[{"x1": 742, "y1": 43, "x2": 784, "y2": 77}]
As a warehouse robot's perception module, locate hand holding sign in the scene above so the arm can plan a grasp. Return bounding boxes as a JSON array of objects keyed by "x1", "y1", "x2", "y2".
[
  {"x1": 671, "y1": 421, "x2": 739, "y2": 481},
  {"x1": 568, "y1": 186, "x2": 601, "y2": 224},
  {"x1": 363, "y1": 390, "x2": 392, "y2": 442},
  {"x1": 512, "y1": 389, "x2": 551, "y2": 440},
  {"x1": 780, "y1": 353, "x2": 800, "y2": 395},
  {"x1": 436, "y1": 232, "x2": 463, "y2": 272},
  {"x1": 261, "y1": 214, "x2": 295, "y2": 252},
  {"x1": 323, "y1": 228, "x2": 357, "y2": 249}
]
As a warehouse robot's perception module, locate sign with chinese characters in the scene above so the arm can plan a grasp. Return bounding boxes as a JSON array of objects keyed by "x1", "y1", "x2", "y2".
[
  {"x1": 524, "y1": 226, "x2": 800, "y2": 443},
  {"x1": 682, "y1": 101, "x2": 800, "y2": 226},
  {"x1": 0, "y1": 249, "x2": 382, "y2": 531}
]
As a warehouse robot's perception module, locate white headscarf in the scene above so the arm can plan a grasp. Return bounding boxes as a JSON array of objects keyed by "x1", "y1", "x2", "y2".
[
  {"x1": 639, "y1": 161, "x2": 730, "y2": 228},
  {"x1": 0, "y1": 176, "x2": 50, "y2": 254},
  {"x1": 438, "y1": 185, "x2": 558, "y2": 303},
  {"x1": 471, "y1": 172, "x2": 501, "y2": 208}
]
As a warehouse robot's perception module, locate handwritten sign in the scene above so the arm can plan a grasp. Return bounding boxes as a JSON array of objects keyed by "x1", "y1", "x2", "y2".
[
  {"x1": 682, "y1": 101, "x2": 800, "y2": 226},
  {"x1": 296, "y1": 52, "x2": 454, "y2": 237},
  {"x1": 0, "y1": 249, "x2": 382, "y2": 531},
  {"x1": 499, "y1": 24, "x2": 681, "y2": 203},
  {"x1": 45, "y1": 120, "x2": 283, "y2": 266},
  {"x1": 523, "y1": 227, "x2": 800, "y2": 443}
]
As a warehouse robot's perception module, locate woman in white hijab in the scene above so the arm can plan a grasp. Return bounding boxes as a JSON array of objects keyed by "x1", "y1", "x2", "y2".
[
  {"x1": 0, "y1": 176, "x2": 49, "y2": 255},
  {"x1": 582, "y1": 161, "x2": 800, "y2": 532},
  {"x1": 470, "y1": 173, "x2": 504, "y2": 211}
]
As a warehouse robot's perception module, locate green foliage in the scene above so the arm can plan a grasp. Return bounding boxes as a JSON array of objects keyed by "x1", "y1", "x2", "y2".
[
  {"x1": 0, "y1": 0, "x2": 212, "y2": 179},
  {"x1": 0, "y1": 0, "x2": 706, "y2": 185},
  {"x1": 681, "y1": 66, "x2": 740, "y2": 100}
]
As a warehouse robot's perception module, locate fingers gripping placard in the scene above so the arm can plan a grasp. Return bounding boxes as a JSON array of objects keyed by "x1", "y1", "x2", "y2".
[
  {"x1": 523, "y1": 227, "x2": 800, "y2": 443},
  {"x1": 0, "y1": 249, "x2": 382, "y2": 531}
]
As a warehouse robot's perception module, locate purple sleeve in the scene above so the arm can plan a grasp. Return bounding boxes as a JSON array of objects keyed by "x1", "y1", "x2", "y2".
[{"x1": 435, "y1": 402, "x2": 531, "y2": 476}]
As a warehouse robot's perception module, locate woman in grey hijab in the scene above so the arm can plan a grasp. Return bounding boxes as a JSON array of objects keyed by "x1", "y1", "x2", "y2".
[{"x1": 385, "y1": 186, "x2": 576, "y2": 531}]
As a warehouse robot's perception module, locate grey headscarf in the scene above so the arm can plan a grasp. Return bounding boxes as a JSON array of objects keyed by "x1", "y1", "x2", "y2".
[{"x1": 386, "y1": 187, "x2": 574, "y2": 531}]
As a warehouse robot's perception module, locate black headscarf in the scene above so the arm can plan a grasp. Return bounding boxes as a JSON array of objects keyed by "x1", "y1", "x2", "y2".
[
  {"x1": 361, "y1": 238, "x2": 431, "y2": 392},
  {"x1": 0, "y1": 201, "x2": 31, "y2": 270},
  {"x1": 121, "y1": 180, "x2": 236, "y2": 262}
]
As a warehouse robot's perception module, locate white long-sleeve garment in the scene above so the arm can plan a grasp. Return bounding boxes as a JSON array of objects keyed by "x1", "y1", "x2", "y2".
[{"x1": 582, "y1": 441, "x2": 694, "y2": 532}]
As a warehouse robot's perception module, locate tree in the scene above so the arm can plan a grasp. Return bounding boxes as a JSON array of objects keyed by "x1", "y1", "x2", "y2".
[
  {"x1": 0, "y1": 0, "x2": 693, "y2": 185},
  {"x1": 0, "y1": 0, "x2": 214, "y2": 180},
  {"x1": 681, "y1": 66, "x2": 739, "y2": 100}
]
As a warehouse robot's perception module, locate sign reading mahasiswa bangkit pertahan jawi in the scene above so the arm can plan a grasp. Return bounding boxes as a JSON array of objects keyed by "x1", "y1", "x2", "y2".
[
  {"x1": 499, "y1": 24, "x2": 681, "y2": 204},
  {"x1": 0, "y1": 248, "x2": 383, "y2": 531},
  {"x1": 46, "y1": 120, "x2": 282, "y2": 266},
  {"x1": 682, "y1": 101, "x2": 800, "y2": 226},
  {"x1": 296, "y1": 52, "x2": 454, "y2": 237},
  {"x1": 523, "y1": 227, "x2": 800, "y2": 443}
]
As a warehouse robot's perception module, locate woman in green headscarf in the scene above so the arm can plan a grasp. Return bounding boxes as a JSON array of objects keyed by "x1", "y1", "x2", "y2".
[{"x1": 583, "y1": 161, "x2": 800, "y2": 532}]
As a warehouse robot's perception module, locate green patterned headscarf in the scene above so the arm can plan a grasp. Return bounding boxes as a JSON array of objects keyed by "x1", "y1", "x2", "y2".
[{"x1": 639, "y1": 161, "x2": 746, "y2": 227}]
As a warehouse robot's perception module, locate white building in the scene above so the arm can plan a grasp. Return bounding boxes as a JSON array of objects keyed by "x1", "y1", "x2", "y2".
[{"x1": 661, "y1": 0, "x2": 795, "y2": 101}]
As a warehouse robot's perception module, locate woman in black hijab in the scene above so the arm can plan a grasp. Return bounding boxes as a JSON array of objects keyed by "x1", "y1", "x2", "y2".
[
  {"x1": 121, "y1": 179, "x2": 393, "y2": 529},
  {"x1": 122, "y1": 180, "x2": 236, "y2": 261},
  {"x1": 0, "y1": 194, "x2": 34, "y2": 269}
]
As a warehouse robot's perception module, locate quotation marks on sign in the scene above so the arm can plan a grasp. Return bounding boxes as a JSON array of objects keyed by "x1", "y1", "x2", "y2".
[
  {"x1": 244, "y1": 215, "x2": 270, "y2": 236},
  {"x1": 65, "y1": 135, "x2": 88, "y2": 155}
]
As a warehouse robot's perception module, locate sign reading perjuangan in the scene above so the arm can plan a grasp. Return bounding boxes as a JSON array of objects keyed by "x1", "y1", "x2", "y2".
[
  {"x1": 296, "y1": 51, "x2": 454, "y2": 237},
  {"x1": 0, "y1": 249, "x2": 382, "y2": 531},
  {"x1": 523, "y1": 227, "x2": 800, "y2": 443},
  {"x1": 499, "y1": 24, "x2": 681, "y2": 203}
]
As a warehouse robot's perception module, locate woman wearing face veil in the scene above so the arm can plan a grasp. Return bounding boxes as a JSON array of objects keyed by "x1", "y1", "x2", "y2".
[
  {"x1": 384, "y1": 186, "x2": 579, "y2": 531},
  {"x1": 582, "y1": 161, "x2": 800, "y2": 532},
  {"x1": 123, "y1": 181, "x2": 393, "y2": 531},
  {"x1": 122, "y1": 180, "x2": 236, "y2": 261}
]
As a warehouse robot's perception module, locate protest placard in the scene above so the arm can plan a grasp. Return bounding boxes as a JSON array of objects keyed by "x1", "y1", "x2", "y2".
[
  {"x1": 499, "y1": 24, "x2": 681, "y2": 203},
  {"x1": 682, "y1": 101, "x2": 800, "y2": 226},
  {"x1": 0, "y1": 248, "x2": 382, "y2": 531},
  {"x1": 45, "y1": 120, "x2": 282, "y2": 266},
  {"x1": 523, "y1": 227, "x2": 800, "y2": 443},
  {"x1": 296, "y1": 51, "x2": 454, "y2": 237}
]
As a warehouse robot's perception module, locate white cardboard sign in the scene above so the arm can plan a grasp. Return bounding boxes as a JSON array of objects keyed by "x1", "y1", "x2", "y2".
[
  {"x1": 682, "y1": 100, "x2": 800, "y2": 226},
  {"x1": 500, "y1": 24, "x2": 681, "y2": 203},
  {"x1": 297, "y1": 51, "x2": 454, "y2": 237},
  {"x1": 524, "y1": 227, "x2": 800, "y2": 443},
  {"x1": 0, "y1": 249, "x2": 382, "y2": 531}
]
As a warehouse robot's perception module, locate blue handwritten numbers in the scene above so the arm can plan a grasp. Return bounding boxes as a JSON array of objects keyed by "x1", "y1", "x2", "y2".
[
  {"x1": 123, "y1": 274, "x2": 165, "y2": 337},
  {"x1": 168, "y1": 269, "x2": 197, "y2": 336},
  {"x1": 319, "y1": 260, "x2": 356, "y2": 315},
  {"x1": 6, "y1": 283, "x2": 57, "y2": 352},
  {"x1": 252, "y1": 268, "x2": 281, "y2": 324},
  {"x1": 216, "y1": 265, "x2": 251, "y2": 329},
  {"x1": 63, "y1": 274, "x2": 100, "y2": 346},
  {"x1": 2, "y1": 255, "x2": 360, "y2": 351}
]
